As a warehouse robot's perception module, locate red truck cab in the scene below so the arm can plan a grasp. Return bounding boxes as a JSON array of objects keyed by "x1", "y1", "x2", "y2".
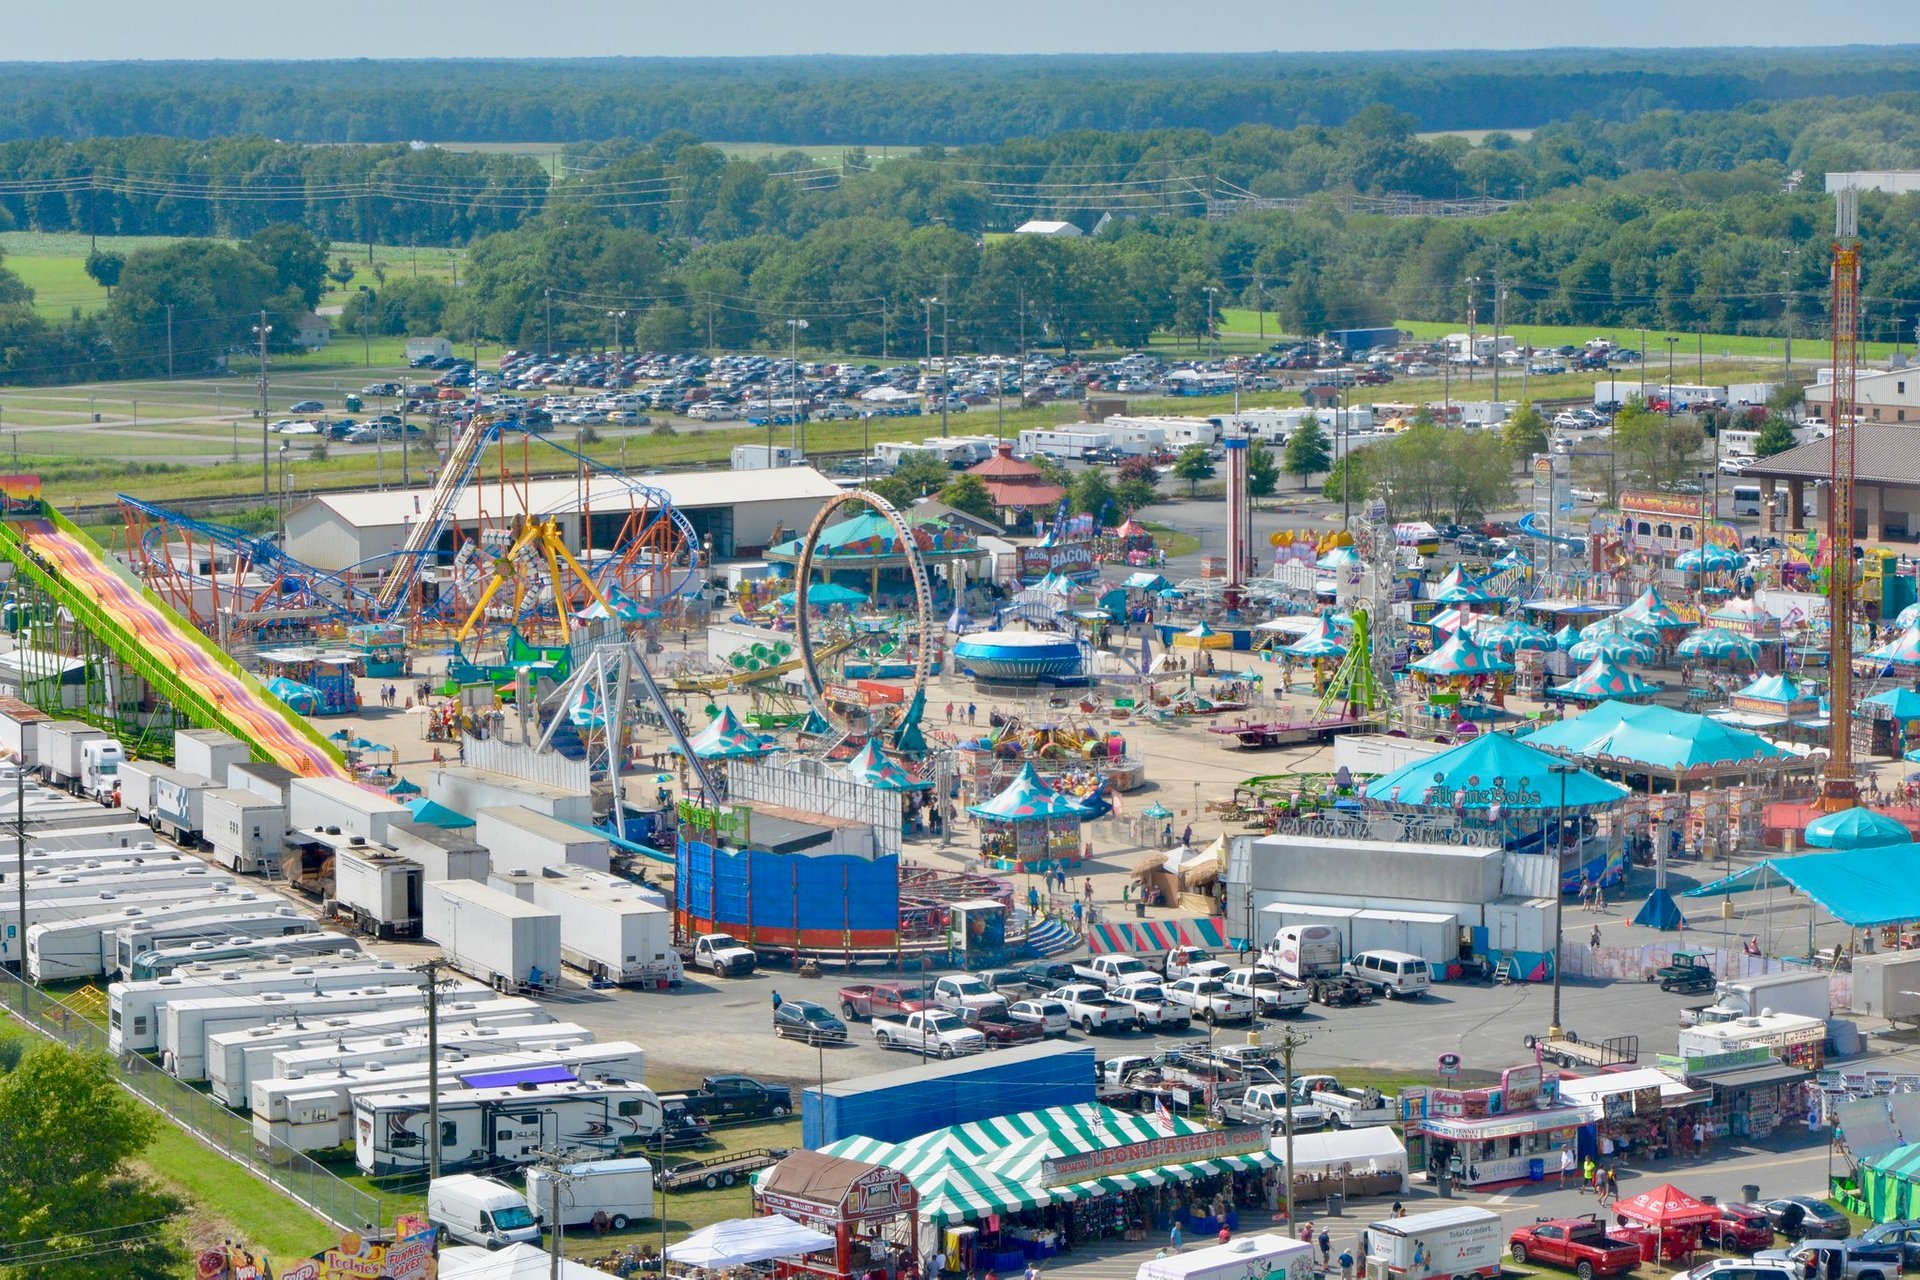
[
  {"x1": 838, "y1": 983, "x2": 933, "y2": 1022},
  {"x1": 1509, "y1": 1216, "x2": 1643, "y2": 1280}
]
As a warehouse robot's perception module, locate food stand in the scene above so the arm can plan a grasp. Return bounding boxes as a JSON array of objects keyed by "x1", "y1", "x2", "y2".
[
  {"x1": 755, "y1": 1151, "x2": 919, "y2": 1280},
  {"x1": 1406, "y1": 1065, "x2": 1596, "y2": 1189}
]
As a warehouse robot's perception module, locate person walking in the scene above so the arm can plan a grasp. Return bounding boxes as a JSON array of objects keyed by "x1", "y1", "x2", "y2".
[
  {"x1": 1604, "y1": 1166, "x2": 1619, "y2": 1204},
  {"x1": 1083, "y1": 878, "x2": 1094, "y2": 903},
  {"x1": 1589, "y1": 924, "x2": 1602, "y2": 959},
  {"x1": 1581, "y1": 1156, "x2": 1595, "y2": 1192},
  {"x1": 1169, "y1": 1223, "x2": 1182, "y2": 1252},
  {"x1": 1559, "y1": 1145, "x2": 1575, "y2": 1185},
  {"x1": 1318, "y1": 1228, "x2": 1331, "y2": 1268},
  {"x1": 770, "y1": 989, "x2": 783, "y2": 1011}
]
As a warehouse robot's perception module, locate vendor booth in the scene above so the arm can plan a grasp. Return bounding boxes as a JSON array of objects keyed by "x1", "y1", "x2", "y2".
[
  {"x1": 1611, "y1": 1182, "x2": 1720, "y2": 1264},
  {"x1": 817, "y1": 1103, "x2": 1281, "y2": 1267},
  {"x1": 970, "y1": 763, "x2": 1091, "y2": 868},
  {"x1": 1683, "y1": 1050, "x2": 1814, "y2": 1140},
  {"x1": 1405, "y1": 1065, "x2": 1596, "y2": 1189},
  {"x1": 753, "y1": 1152, "x2": 919, "y2": 1280},
  {"x1": 1555, "y1": 1068, "x2": 1713, "y2": 1161},
  {"x1": 1271, "y1": 1125, "x2": 1409, "y2": 1204}
]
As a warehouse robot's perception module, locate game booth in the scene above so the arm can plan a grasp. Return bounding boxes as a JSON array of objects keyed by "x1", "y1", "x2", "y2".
[
  {"x1": 1404, "y1": 1065, "x2": 1599, "y2": 1189},
  {"x1": 754, "y1": 1151, "x2": 920, "y2": 1280}
]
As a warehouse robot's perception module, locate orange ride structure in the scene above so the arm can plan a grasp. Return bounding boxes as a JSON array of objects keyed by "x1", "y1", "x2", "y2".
[
  {"x1": 1823, "y1": 189, "x2": 1862, "y2": 811},
  {"x1": 0, "y1": 477, "x2": 346, "y2": 774}
]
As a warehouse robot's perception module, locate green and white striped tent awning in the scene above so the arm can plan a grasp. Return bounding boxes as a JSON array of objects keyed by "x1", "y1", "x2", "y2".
[{"x1": 812, "y1": 1103, "x2": 1279, "y2": 1226}]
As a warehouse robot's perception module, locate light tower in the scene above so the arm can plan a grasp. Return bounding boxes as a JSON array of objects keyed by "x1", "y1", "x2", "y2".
[
  {"x1": 1223, "y1": 432, "x2": 1252, "y2": 595},
  {"x1": 1822, "y1": 188, "x2": 1862, "y2": 811}
]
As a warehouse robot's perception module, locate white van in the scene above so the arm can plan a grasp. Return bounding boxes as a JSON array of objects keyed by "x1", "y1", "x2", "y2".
[
  {"x1": 1732, "y1": 485, "x2": 1763, "y2": 517},
  {"x1": 428, "y1": 1174, "x2": 543, "y2": 1249},
  {"x1": 1344, "y1": 950, "x2": 1431, "y2": 999}
]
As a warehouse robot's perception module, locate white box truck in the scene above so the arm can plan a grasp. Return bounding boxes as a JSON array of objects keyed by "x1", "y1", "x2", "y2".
[
  {"x1": 0, "y1": 698, "x2": 47, "y2": 768},
  {"x1": 80, "y1": 739, "x2": 124, "y2": 804},
  {"x1": 334, "y1": 847, "x2": 423, "y2": 939},
  {"x1": 1366, "y1": 1206, "x2": 1503, "y2": 1280},
  {"x1": 39, "y1": 723, "x2": 110, "y2": 794},
  {"x1": 1685, "y1": 969, "x2": 1832, "y2": 1026},
  {"x1": 428, "y1": 1175, "x2": 542, "y2": 1249},
  {"x1": 730, "y1": 444, "x2": 802, "y2": 470},
  {"x1": 527, "y1": 1157, "x2": 656, "y2": 1231},
  {"x1": 1138, "y1": 1236, "x2": 1315, "y2": 1280},
  {"x1": 424, "y1": 879, "x2": 563, "y2": 988},
  {"x1": 405, "y1": 337, "x2": 453, "y2": 364},
  {"x1": 202, "y1": 788, "x2": 287, "y2": 874},
  {"x1": 1850, "y1": 951, "x2": 1920, "y2": 1023},
  {"x1": 475, "y1": 806, "x2": 611, "y2": 876},
  {"x1": 511, "y1": 871, "x2": 681, "y2": 986},
  {"x1": 173, "y1": 730, "x2": 249, "y2": 785},
  {"x1": 152, "y1": 771, "x2": 217, "y2": 847}
]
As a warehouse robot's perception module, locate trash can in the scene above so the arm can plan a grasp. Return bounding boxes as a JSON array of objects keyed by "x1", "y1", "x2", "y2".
[
  {"x1": 1327, "y1": 1193, "x2": 1343, "y2": 1218},
  {"x1": 1438, "y1": 1173, "x2": 1453, "y2": 1199},
  {"x1": 1528, "y1": 1158, "x2": 1545, "y2": 1182},
  {"x1": 1134, "y1": 902, "x2": 1146, "y2": 917},
  {"x1": 1742, "y1": 1184, "x2": 1760, "y2": 1204}
]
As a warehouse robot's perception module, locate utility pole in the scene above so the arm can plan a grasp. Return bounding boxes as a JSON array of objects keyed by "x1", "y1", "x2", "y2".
[
  {"x1": 1490, "y1": 281, "x2": 1506, "y2": 403},
  {"x1": 530, "y1": 1154, "x2": 574, "y2": 1280},
  {"x1": 1253, "y1": 269, "x2": 1265, "y2": 343},
  {"x1": 412, "y1": 958, "x2": 455, "y2": 1180},
  {"x1": 545, "y1": 289, "x2": 553, "y2": 355},
  {"x1": 1782, "y1": 248, "x2": 1799, "y2": 378},
  {"x1": 165, "y1": 304, "x2": 174, "y2": 381},
  {"x1": 254, "y1": 314, "x2": 272, "y2": 501},
  {"x1": 1205, "y1": 286, "x2": 1219, "y2": 361},
  {"x1": 1465, "y1": 276, "x2": 1480, "y2": 387},
  {"x1": 1276, "y1": 1025, "x2": 1312, "y2": 1230},
  {"x1": 940, "y1": 277, "x2": 953, "y2": 439},
  {"x1": 13, "y1": 752, "x2": 26, "y2": 1016}
]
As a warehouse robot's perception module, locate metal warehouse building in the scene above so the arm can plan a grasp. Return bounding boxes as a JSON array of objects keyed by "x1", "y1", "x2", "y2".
[{"x1": 283, "y1": 466, "x2": 844, "y2": 572}]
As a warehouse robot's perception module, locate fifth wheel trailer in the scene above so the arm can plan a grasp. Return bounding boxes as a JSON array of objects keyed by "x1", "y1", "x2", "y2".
[
  {"x1": 0, "y1": 884, "x2": 273, "y2": 970},
  {"x1": 354, "y1": 1080, "x2": 662, "y2": 1176},
  {"x1": 126, "y1": 932, "x2": 360, "y2": 981},
  {"x1": 0, "y1": 843, "x2": 182, "y2": 881},
  {"x1": 28, "y1": 901, "x2": 314, "y2": 982},
  {"x1": 11, "y1": 821, "x2": 152, "y2": 852},
  {"x1": 159, "y1": 981, "x2": 433, "y2": 1081},
  {"x1": 11, "y1": 861, "x2": 232, "y2": 903},
  {"x1": 252, "y1": 1040, "x2": 645, "y2": 1151},
  {"x1": 267, "y1": 1020, "x2": 600, "y2": 1089},
  {"x1": 333, "y1": 846, "x2": 423, "y2": 939},
  {"x1": 206, "y1": 996, "x2": 545, "y2": 1108},
  {"x1": 423, "y1": 880, "x2": 562, "y2": 988},
  {"x1": 110, "y1": 957, "x2": 418, "y2": 1053}
]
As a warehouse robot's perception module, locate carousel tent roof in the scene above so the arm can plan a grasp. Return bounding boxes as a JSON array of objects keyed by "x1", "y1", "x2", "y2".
[
  {"x1": 1408, "y1": 627, "x2": 1513, "y2": 676},
  {"x1": 1676, "y1": 627, "x2": 1760, "y2": 661},
  {"x1": 1364, "y1": 732, "x2": 1627, "y2": 811},
  {"x1": 1734, "y1": 673, "x2": 1808, "y2": 705},
  {"x1": 1524, "y1": 702, "x2": 1790, "y2": 773},
  {"x1": 837, "y1": 740, "x2": 932, "y2": 791},
  {"x1": 1553, "y1": 623, "x2": 1583, "y2": 650},
  {"x1": 1432, "y1": 580, "x2": 1496, "y2": 604},
  {"x1": 684, "y1": 706, "x2": 775, "y2": 760},
  {"x1": 815, "y1": 1102, "x2": 1278, "y2": 1227},
  {"x1": 1286, "y1": 617, "x2": 1348, "y2": 659},
  {"x1": 1619, "y1": 586, "x2": 1688, "y2": 628},
  {"x1": 968, "y1": 762, "x2": 1089, "y2": 821},
  {"x1": 1548, "y1": 655, "x2": 1663, "y2": 702},
  {"x1": 1568, "y1": 633, "x2": 1655, "y2": 664},
  {"x1": 1804, "y1": 806, "x2": 1912, "y2": 850}
]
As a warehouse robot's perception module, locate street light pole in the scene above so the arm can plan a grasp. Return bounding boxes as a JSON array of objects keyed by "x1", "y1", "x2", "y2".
[
  {"x1": 1204, "y1": 286, "x2": 1219, "y2": 360},
  {"x1": 1548, "y1": 763, "x2": 1577, "y2": 1035},
  {"x1": 1666, "y1": 337, "x2": 1680, "y2": 423},
  {"x1": 254, "y1": 315, "x2": 272, "y2": 500},
  {"x1": 787, "y1": 318, "x2": 809, "y2": 457},
  {"x1": 1465, "y1": 276, "x2": 1480, "y2": 386}
]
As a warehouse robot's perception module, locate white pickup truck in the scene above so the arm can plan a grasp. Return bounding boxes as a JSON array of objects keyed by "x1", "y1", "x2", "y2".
[
  {"x1": 1292, "y1": 1074, "x2": 1399, "y2": 1127},
  {"x1": 1215, "y1": 1084, "x2": 1329, "y2": 1133},
  {"x1": 871, "y1": 1010, "x2": 987, "y2": 1059},
  {"x1": 1074, "y1": 955, "x2": 1157, "y2": 990},
  {"x1": 1165, "y1": 977, "x2": 1255, "y2": 1024},
  {"x1": 1224, "y1": 966, "x2": 1311, "y2": 1018},
  {"x1": 1047, "y1": 983, "x2": 1134, "y2": 1033},
  {"x1": 683, "y1": 933, "x2": 758, "y2": 977},
  {"x1": 932, "y1": 974, "x2": 1009, "y2": 1019},
  {"x1": 1108, "y1": 980, "x2": 1194, "y2": 1032}
]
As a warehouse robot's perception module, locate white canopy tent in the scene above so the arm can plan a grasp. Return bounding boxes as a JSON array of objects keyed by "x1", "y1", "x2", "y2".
[
  {"x1": 1269, "y1": 1124, "x2": 1409, "y2": 1190},
  {"x1": 665, "y1": 1215, "x2": 839, "y2": 1269},
  {"x1": 441, "y1": 1244, "x2": 605, "y2": 1278}
]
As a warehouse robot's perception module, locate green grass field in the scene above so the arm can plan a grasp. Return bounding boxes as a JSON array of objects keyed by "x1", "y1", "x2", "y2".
[
  {"x1": 709, "y1": 141, "x2": 908, "y2": 166},
  {"x1": 137, "y1": 1125, "x2": 335, "y2": 1260}
]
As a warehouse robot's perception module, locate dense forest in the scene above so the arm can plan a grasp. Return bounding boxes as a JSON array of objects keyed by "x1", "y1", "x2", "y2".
[{"x1": 4, "y1": 49, "x2": 1920, "y2": 144}]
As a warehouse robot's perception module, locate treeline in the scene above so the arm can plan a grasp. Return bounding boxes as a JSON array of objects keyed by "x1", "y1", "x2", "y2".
[
  {"x1": 5, "y1": 50, "x2": 1920, "y2": 144},
  {"x1": 13, "y1": 91, "x2": 1920, "y2": 249}
]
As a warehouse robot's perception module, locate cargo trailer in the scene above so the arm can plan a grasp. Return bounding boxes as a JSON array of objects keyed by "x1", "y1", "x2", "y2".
[
  {"x1": 119, "y1": 759, "x2": 190, "y2": 824},
  {"x1": 424, "y1": 880, "x2": 562, "y2": 988},
  {"x1": 38, "y1": 722, "x2": 110, "y2": 793},
  {"x1": 389, "y1": 821, "x2": 489, "y2": 883},
  {"x1": 174, "y1": 730, "x2": 250, "y2": 786},
  {"x1": 490, "y1": 869, "x2": 680, "y2": 985},
  {"x1": 253, "y1": 1040, "x2": 645, "y2": 1151},
  {"x1": 289, "y1": 777, "x2": 408, "y2": 844},
  {"x1": 151, "y1": 770, "x2": 217, "y2": 847},
  {"x1": 474, "y1": 807, "x2": 611, "y2": 876},
  {"x1": 227, "y1": 761, "x2": 296, "y2": 806},
  {"x1": 334, "y1": 846, "x2": 423, "y2": 938},
  {"x1": 202, "y1": 788, "x2": 287, "y2": 874},
  {"x1": 0, "y1": 697, "x2": 48, "y2": 768}
]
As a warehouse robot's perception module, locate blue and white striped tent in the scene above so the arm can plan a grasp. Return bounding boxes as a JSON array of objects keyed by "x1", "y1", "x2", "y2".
[{"x1": 810, "y1": 1102, "x2": 1279, "y2": 1226}]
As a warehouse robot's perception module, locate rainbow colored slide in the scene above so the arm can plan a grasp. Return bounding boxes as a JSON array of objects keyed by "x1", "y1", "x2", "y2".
[{"x1": 0, "y1": 505, "x2": 347, "y2": 780}]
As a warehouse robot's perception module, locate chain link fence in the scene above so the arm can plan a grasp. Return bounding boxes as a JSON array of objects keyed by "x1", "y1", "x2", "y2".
[{"x1": 0, "y1": 977, "x2": 389, "y2": 1231}]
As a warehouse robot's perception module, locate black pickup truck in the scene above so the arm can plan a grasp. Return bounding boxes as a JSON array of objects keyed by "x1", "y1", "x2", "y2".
[{"x1": 663, "y1": 1074, "x2": 794, "y2": 1122}]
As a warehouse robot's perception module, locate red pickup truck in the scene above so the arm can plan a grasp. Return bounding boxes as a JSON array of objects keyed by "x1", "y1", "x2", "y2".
[
  {"x1": 1509, "y1": 1217, "x2": 1643, "y2": 1280},
  {"x1": 963, "y1": 1007, "x2": 1045, "y2": 1047},
  {"x1": 838, "y1": 983, "x2": 933, "y2": 1022}
]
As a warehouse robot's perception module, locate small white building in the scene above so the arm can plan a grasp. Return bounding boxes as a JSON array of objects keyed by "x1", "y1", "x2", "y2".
[
  {"x1": 1804, "y1": 367, "x2": 1920, "y2": 425},
  {"x1": 1014, "y1": 220, "x2": 1082, "y2": 237},
  {"x1": 1826, "y1": 171, "x2": 1920, "y2": 196}
]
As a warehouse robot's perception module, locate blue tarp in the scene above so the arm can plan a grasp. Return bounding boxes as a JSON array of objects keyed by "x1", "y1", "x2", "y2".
[
  {"x1": 460, "y1": 1064, "x2": 577, "y2": 1089},
  {"x1": 1632, "y1": 888, "x2": 1687, "y2": 931},
  {"x1": 1681, "y1": 845, "x2": 1920, "y2": 926}
]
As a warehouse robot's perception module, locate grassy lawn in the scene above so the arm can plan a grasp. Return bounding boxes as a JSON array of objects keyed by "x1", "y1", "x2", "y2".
[
  {"x1": 1142, "y1": 522, "x2": 1201, "y2": 558},
  {"x1": 709, "y1": 141, "x2": 909, "y2": 165},
  {"x1": 137, "y1": 1123, "x2": 335, "y2": 1260}
]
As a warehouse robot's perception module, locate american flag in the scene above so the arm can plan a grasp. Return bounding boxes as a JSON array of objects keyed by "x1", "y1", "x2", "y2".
[{"x1": 1154, "y1": 1094, "x2": 1175, "y2": 1135}]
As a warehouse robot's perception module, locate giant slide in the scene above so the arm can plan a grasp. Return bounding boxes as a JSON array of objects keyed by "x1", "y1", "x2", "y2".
[{"x1": 0, "y1": 508, "x2": 347, "y2": 779}]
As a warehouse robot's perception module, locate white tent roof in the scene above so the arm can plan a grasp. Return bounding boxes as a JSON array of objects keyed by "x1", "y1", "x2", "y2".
[
  {"x1": 1268, "y1": 1124, "x2": 1408, "y2": 1178},
  {"x1": 665, "y1": 1215, "x2": 838, "y2": 1269},
  {"x1": 1556, "y1": 1068, "x2": 1696, "y2": 1104},
  {"x1": 441, "y1": 1243, "x2": 606, "y2": 1278}
]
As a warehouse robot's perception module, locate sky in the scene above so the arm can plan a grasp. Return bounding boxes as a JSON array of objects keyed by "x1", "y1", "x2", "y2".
[{"x1": 5, "y1": 0, "x2": 1914, "y2": 60}]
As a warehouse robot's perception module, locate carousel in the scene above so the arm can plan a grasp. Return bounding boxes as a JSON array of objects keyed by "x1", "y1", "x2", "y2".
[{"x1": 970, "y1": 762, "x2": 1099, "y2": 868}]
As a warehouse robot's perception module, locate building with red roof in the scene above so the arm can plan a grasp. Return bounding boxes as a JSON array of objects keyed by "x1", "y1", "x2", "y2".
[{"x1": 966, "y1": 444, "x2": 1067, "y2": 526}]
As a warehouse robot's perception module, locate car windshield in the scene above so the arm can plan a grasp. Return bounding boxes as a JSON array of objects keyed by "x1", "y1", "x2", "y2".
[
  {"x1": 951, "y1": 978, "x2": 987, "y2": 994},
  {"x1": 803, "y1": 1007, "x2": 836, "y2": 1023},
  {"x1": 490, "y1": 1205, "x2": 537, "y2": 1231},
  {"x1": 924, "y1": 1012, "x2": 961, "y2": 1031},
  {"x1": 1130, "y1": 987, "x2": 1166, "y2": 1001}
]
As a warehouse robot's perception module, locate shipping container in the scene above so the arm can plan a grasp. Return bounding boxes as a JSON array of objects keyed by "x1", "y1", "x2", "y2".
[
  {"x1": 174, "y1": 730, "x2": 251, "y2": 786},
  {"x1": 334, "y1": 847, "x2": 424, "y2": 939},
  {"x1": 424, "y1": 879, "x2": 562, "y2": 988},
  {"x1": 202, "y1": 788, "x2": 287, "y2": 874},
  {"x1": 206, "y1": 995, "x2": 543, "y2": 1108},
  {"x1": 474, "y1": 806, "x2": 611, "y2": 876},
  {"x1": 803, "y1": 1040, "x2": 1095, "y2": 1148}
]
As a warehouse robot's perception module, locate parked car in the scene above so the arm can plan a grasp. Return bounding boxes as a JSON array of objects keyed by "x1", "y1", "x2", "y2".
[
  {"x1": 1671, "y1": 1259, "x2": 1801, "y2": 1280},
  {"x1": 1858, "y1": 1221, "x2": 1920, "y2": 1268},
  {"x1": 1006, "y1": 999, "x2": 1071, "y2": 1036},
  {"x1": 1755, "y1": 1197, "x2": 1851, "y2": 1241},
  {"x1": 1702, "y1": 1203, "x2": 1775, "y2": 1252},
  {"x1": 1507, "y1": 1216, "x2": 1643, "y2": 1279},
  {"x1": 1163, "y1": 977, "x2": 1254, "y2": 1024},
  {"x1": 772, "y1": 1000, "x2": 848, "y2": 1045},
  {"x1": 288, "y1": 399, "x2": 326, "y2": 413},
  {"x1": 1757, "y1": 1240, "x2": 1903, "y2": 1280}
]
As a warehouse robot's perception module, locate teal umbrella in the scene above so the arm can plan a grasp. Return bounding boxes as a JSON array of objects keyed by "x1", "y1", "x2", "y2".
[
  {"x1": 1804, "y1": 806, "x2": 1910, "y2": 850},
  {"x1": 385, "y1": 777, "x2": 422, "y2": 796},
  {"x1": 1142, "y1": 802, "x2": 1174, "y2": 820}
]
